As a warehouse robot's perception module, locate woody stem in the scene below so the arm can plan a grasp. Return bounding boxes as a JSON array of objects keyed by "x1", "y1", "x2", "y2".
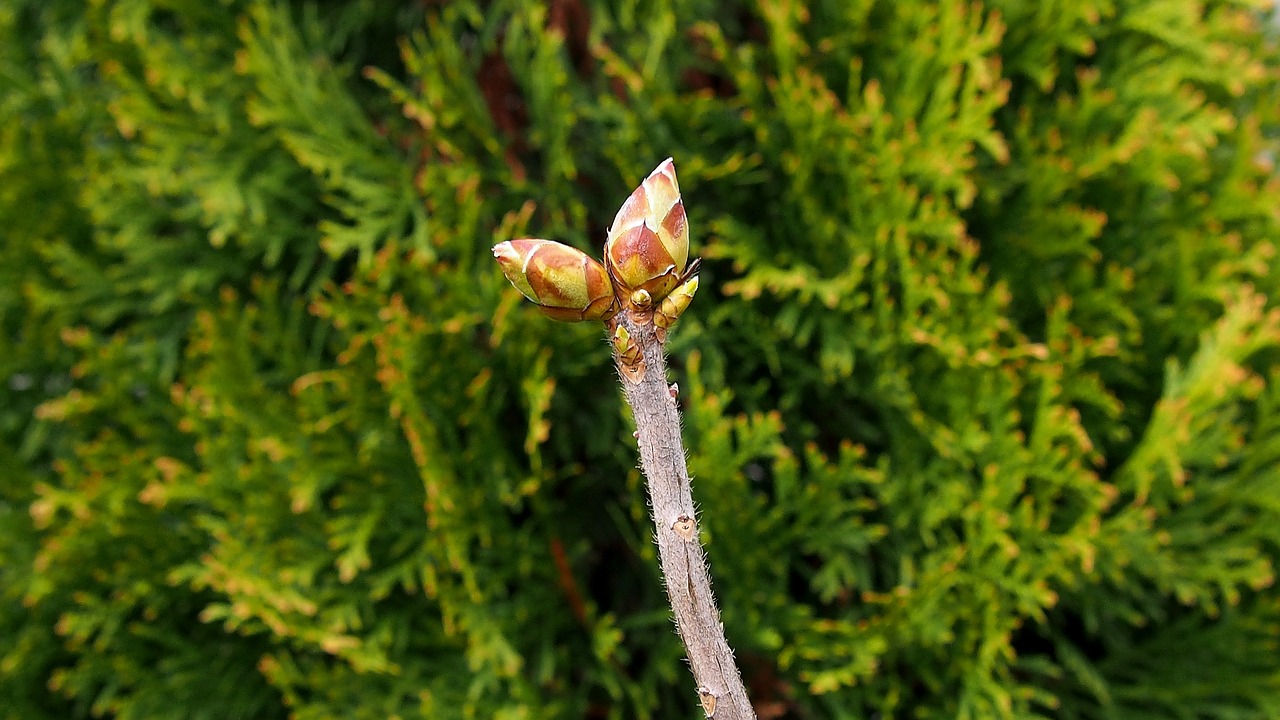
[{"x1": 611, "y1": 311, "x2": 756, "y2": 720}]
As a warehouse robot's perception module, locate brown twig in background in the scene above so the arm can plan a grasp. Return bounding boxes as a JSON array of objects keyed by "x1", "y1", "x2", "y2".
[{"x1": 548, "y1": 535, "x2": 588, "y2": 626}]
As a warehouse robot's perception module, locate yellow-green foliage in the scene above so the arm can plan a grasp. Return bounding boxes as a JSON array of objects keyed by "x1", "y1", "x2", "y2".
[{"x1": 3, "y1": 1, "x2": 1280, "y2": 718}]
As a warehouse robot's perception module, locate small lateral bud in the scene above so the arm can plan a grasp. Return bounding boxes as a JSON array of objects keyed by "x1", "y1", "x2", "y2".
[
  {"x1": 654, "y1": 272, "x2": 699, "y2": 342},
  {"x1": 630, "y1": 288, "x2": 653, "y2": 311},
  {"x1": 612, "y1": 325, "x2": 645, "y2": 383}
]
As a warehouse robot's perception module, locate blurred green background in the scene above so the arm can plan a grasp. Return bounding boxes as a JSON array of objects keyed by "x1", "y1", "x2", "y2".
[{"x1": 3, "y1": 1, "x2": 1280, "y2": 718}]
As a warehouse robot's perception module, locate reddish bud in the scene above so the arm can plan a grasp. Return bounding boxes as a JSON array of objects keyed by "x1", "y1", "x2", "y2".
[
  {"x1": 493, "y1": 239, "x2": 618, "y2": 322},
  {"x1": 604, "y1": 158, "x2": 690, "y2": 304}
]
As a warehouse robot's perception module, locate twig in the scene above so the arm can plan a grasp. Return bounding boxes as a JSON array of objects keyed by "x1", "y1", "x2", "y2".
[
  {"x1": 612, "y1": 312, "x2": 756, "y2": 720},
  {"x1": 492, "y1": 157, "x2": 752, "y2": 716}
]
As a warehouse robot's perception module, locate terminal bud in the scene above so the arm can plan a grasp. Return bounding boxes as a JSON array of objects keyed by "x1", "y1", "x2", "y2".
[{"x1": 605, "y1": 158, "x2": 690, "y2": 307}]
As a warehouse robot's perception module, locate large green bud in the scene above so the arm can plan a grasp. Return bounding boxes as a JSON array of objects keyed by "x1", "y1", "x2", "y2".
[
  {"x1": 492, "y1": 239, "x2": 619, "y2": 322},
  {"x1": 604, "y1": 158, "x2": 690, "y2": 308}
]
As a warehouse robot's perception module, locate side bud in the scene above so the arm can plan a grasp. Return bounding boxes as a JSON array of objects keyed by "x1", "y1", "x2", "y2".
[
  {"x1": 604, "y1": 158, "x2": 689, "y2": 305},
  {"x1": 653, "y1": 274, "x2": 698, "y2": 342},
  {"x1": 612, "y1": 325, "x2": 645, "y2": 383},
  {"x1": 493, "y1": 239, "x2": 618, "y2": 322}
]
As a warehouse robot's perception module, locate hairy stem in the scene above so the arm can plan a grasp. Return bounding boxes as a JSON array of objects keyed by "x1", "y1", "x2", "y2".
[{"x1": 612, "y1": 312, "x2": 756, "y2": 719}]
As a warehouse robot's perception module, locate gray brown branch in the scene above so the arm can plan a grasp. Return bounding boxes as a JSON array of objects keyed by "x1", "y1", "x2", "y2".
[{"x1": 612, "y1": 312, "x2": 756, "y2": 719}]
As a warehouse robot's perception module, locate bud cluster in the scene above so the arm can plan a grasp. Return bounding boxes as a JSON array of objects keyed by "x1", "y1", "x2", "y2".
[{"x1": 493, "y1": 158, "x2": 701, "y2": 379}]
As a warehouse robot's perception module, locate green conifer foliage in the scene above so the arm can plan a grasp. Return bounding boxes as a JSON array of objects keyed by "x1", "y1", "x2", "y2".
[{"x1": 3, "y1": 1, "x2": 1279, "y2": 718}]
